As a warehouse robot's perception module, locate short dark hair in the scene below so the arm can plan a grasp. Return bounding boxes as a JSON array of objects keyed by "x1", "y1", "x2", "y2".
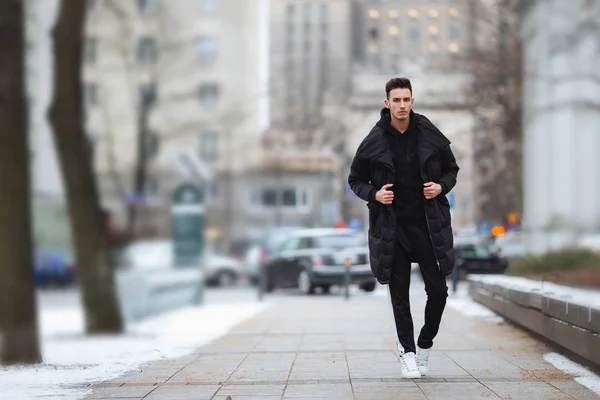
[{"x1": 385, "y1": 77, "x2": 412, "y2": 99}]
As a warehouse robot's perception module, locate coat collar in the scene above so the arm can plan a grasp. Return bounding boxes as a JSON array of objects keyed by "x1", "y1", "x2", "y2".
[{"x1": 363, "y1": 110, "x2": 451, "y2": 171}]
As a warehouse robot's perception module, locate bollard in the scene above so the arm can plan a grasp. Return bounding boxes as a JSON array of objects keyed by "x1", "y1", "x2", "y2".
[
  {"x1": 258, "y1": 264, "x2": 266, "y2": 301},
  {"x1": 344, "y1": 258, "x2": 351, "y2": 300}
]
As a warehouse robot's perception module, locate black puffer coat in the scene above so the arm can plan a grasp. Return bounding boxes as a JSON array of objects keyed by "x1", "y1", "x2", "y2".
[{"x1": 348, "y1": 109, "x2": 459, "y2": 284}]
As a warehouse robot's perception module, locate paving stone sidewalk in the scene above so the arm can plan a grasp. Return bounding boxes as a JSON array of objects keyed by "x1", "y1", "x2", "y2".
[{"x1": 85, "y1": 284, "x2": 599, "y2": 400}]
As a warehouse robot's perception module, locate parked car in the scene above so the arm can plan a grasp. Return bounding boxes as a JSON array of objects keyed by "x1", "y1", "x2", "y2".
[
  {"x1": 120, "y1": 240, "x2": 243, "y2": 287},
  {"x1": 243, "y1": 226, "x2": 304, "y2": 284},
  {"x1": 454, "y1": 242, "x2": 509, "y2": 280},
  {"x1": 262, "y1": 228, "x2": 376, "y2": 294},
  {"x1": 34, "y1": 250, "x2": 76, "y2": 287}
]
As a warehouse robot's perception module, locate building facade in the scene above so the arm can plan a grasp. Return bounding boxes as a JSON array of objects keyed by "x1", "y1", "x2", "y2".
[
  {"x1": 519, "y1": 0, "x2": 600, "y2": 254},
  {"x1": 84, "y1": 0, "x2": 269, "y2": 245},
  {"x1": 269, "y1": 0, "x2": 353, "y2": 130},
  {"x1": 351, "y1": 0, "x2": 467, "y2": 73}
]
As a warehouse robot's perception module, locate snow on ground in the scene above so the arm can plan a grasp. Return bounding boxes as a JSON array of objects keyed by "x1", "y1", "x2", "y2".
[
  {"x1": 544, "y1": 353, "x2": 600, "y2": 396},
  {"x1": 468, "y1": 274, "x2": 600, "y2": 309},
  {"x1": 446, "y1": 281, "x2": 505, "y2": 324},
  {"x1": 0, "y1": 302, "x2": 270, "y2": 400}
]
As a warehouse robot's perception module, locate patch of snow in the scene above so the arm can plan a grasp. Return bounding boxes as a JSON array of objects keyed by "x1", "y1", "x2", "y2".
[
  {"x1": 444, "y1": 280, "x2": 504, "y2": 322},
  {"x1": 0, "y1": 302, "x2": 270, "y2": 400},
  {"x1": 544, "y1": 352, "x2": 600, "y2": 396},
  {"x1": 468, "y1": 275, "x2": 600, "y2": 309}
]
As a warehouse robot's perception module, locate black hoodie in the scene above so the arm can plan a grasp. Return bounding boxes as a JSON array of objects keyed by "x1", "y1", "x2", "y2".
[{"x1": 376, "y1": 108, "x2": 425, "y2": 224}]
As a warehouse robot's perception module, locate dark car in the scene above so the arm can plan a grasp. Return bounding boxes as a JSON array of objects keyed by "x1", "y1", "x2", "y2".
[
  {"x1": 454, "y1": 242, "x2": 509, "y2": 280},
  {"x1": 262, "y1": 228, "x2": 376, "y2": 294}
]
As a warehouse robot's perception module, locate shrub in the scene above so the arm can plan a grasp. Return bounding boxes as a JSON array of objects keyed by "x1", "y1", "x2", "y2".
[{"x1": 506, "y1": 248, "x2": 600, "y2": 275}]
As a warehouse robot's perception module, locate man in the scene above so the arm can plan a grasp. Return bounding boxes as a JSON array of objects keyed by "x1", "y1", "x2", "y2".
[{"x1": 348, "y1": 77, "x2": 459, "y2": 379}]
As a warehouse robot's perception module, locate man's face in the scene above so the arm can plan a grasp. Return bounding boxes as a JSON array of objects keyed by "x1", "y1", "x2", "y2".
[{"x1": 384, "y1": 88, "x2": 414, "y2": 121}]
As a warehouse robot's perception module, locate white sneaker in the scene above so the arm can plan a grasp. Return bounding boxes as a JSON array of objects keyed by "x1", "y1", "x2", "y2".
[
  {"x1": 399, "y1": 352, "x2": 421, "y2": 379},
  {"x1": 416, "y1": 347, "x2": 430, "y2": 376}
]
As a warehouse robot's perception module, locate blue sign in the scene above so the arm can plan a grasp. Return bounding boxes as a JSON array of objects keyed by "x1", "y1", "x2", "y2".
[
  {"x1": 348, "y1": 218, "x2": 363, "y2": 231},
  {"x1": 446, "y1": 192, "x2": 455, "y2": 209},
  {"x1": 478, "y1": 221, "x2": 492, "y2": 235}
]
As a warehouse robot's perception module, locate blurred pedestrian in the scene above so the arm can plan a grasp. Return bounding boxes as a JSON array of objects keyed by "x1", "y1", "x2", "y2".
[{"x1": 348, "y1": 77, "x2": 459, "y2": 379}]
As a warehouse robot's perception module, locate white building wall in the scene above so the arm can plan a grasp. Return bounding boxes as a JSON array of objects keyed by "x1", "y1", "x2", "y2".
[{"x1": 520, "y1": 0, "x2": 600, "y2": 253}]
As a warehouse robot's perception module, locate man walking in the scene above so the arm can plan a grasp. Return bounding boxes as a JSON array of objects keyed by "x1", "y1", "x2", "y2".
[{"x1": 348, "y1": 77, "x2": 459, "y2": 378}]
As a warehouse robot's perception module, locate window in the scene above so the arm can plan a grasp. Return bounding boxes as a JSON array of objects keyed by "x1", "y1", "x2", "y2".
[
  {"x1": 84, "y1": 38, "x2": 97, "y2": 64},
  {"x1": 388, "y1": 25, "x2": 399, "y2": 35},
  {"x1": 199, "y1": 130, "x2": 218, "y2": 161},
  {"x1": 197, "y1": 36, "x2": 219, "y2": 64},
  {"x1": 321, "y1": 22, "x2": 328, "y2": 35},
  {"x1": 320, "y1": 4, "x2": 329, "y2": 19},
  {"x1": 449, "y1": 7, "x2": 459, "y2": 17},
  {"x1": 449, "y1": 26, "x2": 460, "y2": 40},
  {"x1": 428, "y1": 26, "x2": 439, "y2": 35},
  {"x1": 409, "y1": 28, "x2": 420, "y2": 40},
  {"x1": 315, "y1": 234, "x2": 364, "y2": 248},
  {"x1": 304, "y1": 41, "x2": 311, "y2": 53},
  {"x1": 286, "y1": 41, "x2": 295, "y2": 54},
  {"x1": 388, "y1": 9, "x2": 398, "y2": 18},
  {"x1": 303, "y1": 3, "x2": 311, "y2": 18},
  {"x1": 83, "y1": 83, "x2": 98, "y2": 106},
  {"x1": 428, "y1": 42, "x2": 438, "y2": 53},
  {"x1": 137, "y1": 37, "x2": 158, "y2": 63},
  {"x1": 407, "y1": 8, "x2": 419, "y2": 18},
  {"x1": 198, "y1": 83, "x2": 219, "y2": 108},
  {"x1": 138, "y1": 83, "x2": 156, "y2": 105},
  {"x1": 138, "y1": 0, "x2": 158, "y2": 15},
  {"x1": 304, "y1": 22, "x2": 311, "y2": 34},
  {"x1": 287, "y1": 23, "x2": 294, "y2": 35},
  {"x1": 286, "y1": 4, "x2": 294, "y2": 18},
  {"x1": 197, "y1": 0, "x2": 219, "y2": 14},
  {"x1": 429, "y1": 8, "x2": 439, "y2": 18},
  {"x1": 250, "y1": 187, "x2": 310, "y2": 210},
  {"x1": 448, "y1": 43, "x2": 460, "y2": 53},
  {"x1": 368, "y1": 9, "x2": 380, "y2": 18}
]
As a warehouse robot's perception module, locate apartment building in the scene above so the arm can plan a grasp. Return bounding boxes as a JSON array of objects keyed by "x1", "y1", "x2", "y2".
[
  {"x1": 352, "y1": 0, "x2": 467, "y2": 73},
  {"x1": 83, "y1": 0, "x2": 268, "y2": 241},
  {"x1": 270, "y1": 0, "x2": 353, "y2": 129}
]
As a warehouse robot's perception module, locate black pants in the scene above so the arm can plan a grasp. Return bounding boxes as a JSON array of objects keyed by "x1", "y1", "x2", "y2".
[{"x1": 389, "y1": 223, "x2": 448, "y2": 354}]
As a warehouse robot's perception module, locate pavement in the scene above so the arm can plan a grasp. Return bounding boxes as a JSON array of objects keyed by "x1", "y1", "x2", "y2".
[{"x1": 84, "y1": 279, "x2": 599, "y2": 400}]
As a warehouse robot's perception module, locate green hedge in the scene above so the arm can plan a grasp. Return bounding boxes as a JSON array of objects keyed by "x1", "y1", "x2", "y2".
[{"x1": 506, "y1": 248, "x2": 600, "y2": 275}]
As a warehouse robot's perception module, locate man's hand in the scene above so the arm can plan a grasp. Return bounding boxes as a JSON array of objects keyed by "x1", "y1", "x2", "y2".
[
  {"x1": 423, "y1": 182, "x2": 442, "y2": 199},
  {"x1": 375, "y1": 184, "x2": 394, "y2": 204}
]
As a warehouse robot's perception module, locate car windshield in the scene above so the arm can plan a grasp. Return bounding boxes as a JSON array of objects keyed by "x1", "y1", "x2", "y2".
[{"x1": 315, "y1": 234, "x2": 365, "y2": 249}]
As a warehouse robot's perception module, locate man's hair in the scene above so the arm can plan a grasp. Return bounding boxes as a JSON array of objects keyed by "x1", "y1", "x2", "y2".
[{"x1": 385, "y1": 77, "x2": 412, "y2": 99}]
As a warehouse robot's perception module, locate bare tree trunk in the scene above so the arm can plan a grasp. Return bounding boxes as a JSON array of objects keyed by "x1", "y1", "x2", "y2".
[
  {"x1": 49, "y1": 0, "x2": 123, "y2": 333},
  {"x1": 0, "y1": 0, "x2": 42, "y2": 364}
]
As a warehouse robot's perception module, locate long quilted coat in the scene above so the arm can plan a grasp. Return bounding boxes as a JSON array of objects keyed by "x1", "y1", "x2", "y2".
[{"x1": 348, "y1": 108, "x2": 460, "y2": 284}]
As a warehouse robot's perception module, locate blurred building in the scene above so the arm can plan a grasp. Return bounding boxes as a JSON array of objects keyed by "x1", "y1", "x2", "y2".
[
  {"x1": 518, "y1": 0, "x2": 600, "y2": 254},
  {"x1": 269, "y1": 0, "x2": 353, "y2": 130},
  {"x1": 84, "y1": 0, "x2": 269, "y2": 246},
  {"x1": 351, "y1": 0, "x2": 467, "y2": 73}
]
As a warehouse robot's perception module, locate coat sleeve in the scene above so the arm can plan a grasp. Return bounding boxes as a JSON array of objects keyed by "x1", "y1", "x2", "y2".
[
  {"x1": 438, "y1": 144, "x2": 459, "y2": 195},
  {"x1": 348, "y1": 141, "x2": 378, "y2": 202}
]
